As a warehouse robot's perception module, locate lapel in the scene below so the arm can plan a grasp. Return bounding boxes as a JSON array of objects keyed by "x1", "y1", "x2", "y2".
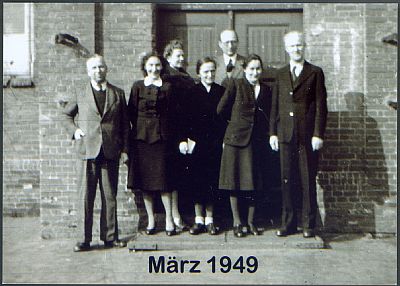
[
  {"x1": 85, "y1": 83, "x2": 102, "y2": 118},
  {"x1": 281, "y1": 65, "x2": 293, "y2": 92},
  {"x1": 103, "y1": 83, "x2": 116, "y2": 118},
  {"x1": 256, "y1": 83, "x2": 267, "y2": 105},
  {"x1": 232, "y1": 54, "x2": 244, "y2": 78},
  {"x1": 242, "y1": 78, "x2": 256, "y2": 105},
  {"x1": 86, "y1": 82, "x2": 116, "y2": 119},
  {"x1": 293, "y1": 61, "x2": 313, "y2": 91},
  {"x1": 215, "y1": 56, "x2": 226, "y2": 81}
]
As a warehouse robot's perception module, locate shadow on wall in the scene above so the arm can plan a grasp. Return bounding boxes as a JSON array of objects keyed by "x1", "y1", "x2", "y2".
[{"x1": 318, "y1": 92, "x2": 389, "y2": 234}]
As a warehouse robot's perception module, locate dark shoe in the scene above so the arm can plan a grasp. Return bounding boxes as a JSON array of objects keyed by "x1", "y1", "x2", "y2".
[
  {"x1": 233, "y1": 224, "x2": 245, "y2": 238},
  {"x1": 174, "y1": 223, "x2": 188, "y2": 233},
  {"x1": 276, "y1": 227, "x2": 297, "y2": 237},
  {"x1": 145, "y1": 228, "x2": 156, "y2": 235},
  {"x1": 303, "y1": 229, "x2": 315, "y2": 238},
  {"x1": 276, "y1": 229, "x2": 293, "y2": 237},
  {"x1": 166, "y1": 229, "x2": 177, "y2": 236},
  {"x1": 173, "y1": 218, "x2": 188, "y2": 232},
  {"x1": 104, "y1": 240, "x2": 127, "y2": 248},
  {"x1": 190, "y1": 223, "x2": 205, "y2": 235},
  {"x1": 73, "y1": 242, "x2": 90, "y2": 252},
  {"x1": 206, "y1": 223, "x2": 218, "y2": 235},
  {"x1": 248, "y1": 224, "x2": 259, "y2": 236}
]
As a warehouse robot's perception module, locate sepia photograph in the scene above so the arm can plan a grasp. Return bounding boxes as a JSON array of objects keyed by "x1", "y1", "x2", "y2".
[{"x1": 2, "y1": 1, "x2": 397, "y2": 284}]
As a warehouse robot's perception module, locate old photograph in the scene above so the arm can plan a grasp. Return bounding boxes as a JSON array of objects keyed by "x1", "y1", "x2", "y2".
[{"x1": 2, "y1": 2, "x2": 397, "y2": 284}]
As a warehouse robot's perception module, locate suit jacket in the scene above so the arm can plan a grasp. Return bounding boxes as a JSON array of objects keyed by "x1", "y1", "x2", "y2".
[
  {"x1": 269, "y1": 61, "x2": 328, "y2": 145},
  {"x1": 128, "y1": 80, "x2": 172, "y2": 144},
  {"x1": 217, "y1": 78, "x2": 273, "y2": 147},
  {"x1": 214, "y1": 54, "x2": 245, "y2": 87},
  {"x1": 63, "y1": 82, "x2": 130, "y2": 160}
]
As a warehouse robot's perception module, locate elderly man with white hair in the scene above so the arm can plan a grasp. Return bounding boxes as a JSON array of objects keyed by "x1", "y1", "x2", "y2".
[
  {"x1": 63, "y1": 54, "x2": 130, "y2": 251},
  {"x1": 269, "y1": 31, "x2": 328, "y2": 238}
]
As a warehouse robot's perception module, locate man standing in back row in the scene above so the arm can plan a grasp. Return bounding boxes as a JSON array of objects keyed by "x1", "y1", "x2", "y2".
[
  {"x1": 269, "y1": 31, "x2": 328, "y2": 238},
  {"x1": 215, "y1": 29, "x2": 246, "y2": 87}
]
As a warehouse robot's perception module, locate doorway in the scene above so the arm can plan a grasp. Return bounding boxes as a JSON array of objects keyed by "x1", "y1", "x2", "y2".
[
  {"x1": 156, "y1": 5, "x2": 303, "y2": 230},
  {"x1": 157, "y1": 8, "x2": 303, "y2": 77}
]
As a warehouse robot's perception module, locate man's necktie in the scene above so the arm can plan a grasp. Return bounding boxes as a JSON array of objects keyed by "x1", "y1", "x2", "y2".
[
  {"x1": 226, "y1": 58, "x2": 234, "y2": 73},
  {"x1": 292, "y1": 66, "x2": 298, "y2": 82}
]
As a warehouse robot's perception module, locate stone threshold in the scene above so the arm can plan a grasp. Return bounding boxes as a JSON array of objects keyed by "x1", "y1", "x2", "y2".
[{"x1": 127, "y1": 228, "x2": 326, "y2": 252}]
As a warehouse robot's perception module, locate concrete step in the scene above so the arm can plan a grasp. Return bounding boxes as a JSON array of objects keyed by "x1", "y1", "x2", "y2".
[{"x1": 127, "y1": 228, "x2": 325, "y2": 251}]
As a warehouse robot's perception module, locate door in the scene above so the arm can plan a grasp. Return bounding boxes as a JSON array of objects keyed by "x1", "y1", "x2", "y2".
[
  {"x1": 157, "y1": 11, "x2": 229, "y2": 76},
  {"x1": 235, "y1": 11, "x2": 303, "y2": 80},
  {"x1": 157, "y1": 9, "x2": 303, "y2": 77},
  {"x1": 156, "y1": 8, "x2": 303, "y2": 227}
]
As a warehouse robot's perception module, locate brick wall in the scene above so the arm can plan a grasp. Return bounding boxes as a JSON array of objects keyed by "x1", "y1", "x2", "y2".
[
  {"x1": 365, "y1": 4, "x2": 397, "y2": 233},
  {"x1": 304, "y1": 3, "x2": 397, "y2": 233},
  {"x1": 3, "y1": 3, "x2": 396, "y2": 236},
  {"x1": 101, "y1": 3, "x2": 156, "y2": 237},
  {"x1": 3, "y1": 87, "x2": 40, "y2": 216},
  {"x1": 36, "y1": 3, "x2": 95, "y2": 239},
  {"x1": 35, "y1": 3, "x2": 155, "y2": 239}
]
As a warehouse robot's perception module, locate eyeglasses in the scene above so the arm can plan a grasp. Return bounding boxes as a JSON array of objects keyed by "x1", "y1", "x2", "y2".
[{"x1": 221, "y1": 40, "x2": 238, "y2": 45}]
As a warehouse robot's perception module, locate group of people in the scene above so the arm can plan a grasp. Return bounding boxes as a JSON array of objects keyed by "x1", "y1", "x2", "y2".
[{"x1": 62, "y1": 29, "x2": 328, "y2": 252}]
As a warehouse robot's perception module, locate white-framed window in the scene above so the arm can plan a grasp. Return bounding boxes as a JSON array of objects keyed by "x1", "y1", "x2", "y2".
[{"x1": 3, "y1": 3, "x2": 34, "y2": 78}]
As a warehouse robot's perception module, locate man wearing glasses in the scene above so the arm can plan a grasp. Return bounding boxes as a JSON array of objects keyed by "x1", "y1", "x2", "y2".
[{"x1": 215, "y1": 29, "x2": 246, "y2": 87}]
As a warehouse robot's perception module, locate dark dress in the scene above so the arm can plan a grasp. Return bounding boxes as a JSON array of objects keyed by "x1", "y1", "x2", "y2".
[
  {"x1": 162, "y1": 64, "x2": 195, "y2": 191},
  {"x1": 217, "y1": 78, "x2": 274, "y2": 192},
  {"x1": 127, "y1": 80, "x2": 173, "y2": 192},
  {"x1": 179, "y1": 82, "x2": 226, "y2": 204}
]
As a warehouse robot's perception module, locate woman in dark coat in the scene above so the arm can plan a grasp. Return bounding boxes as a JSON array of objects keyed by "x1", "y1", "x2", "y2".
[
  {"x1": 161, "y1": 39, "x2": 195, "y2": 231},
  {"x1": 178, "y1": 57, "x2": 226, "y2": 235},
  {"x1": 127, "y1": 51, "x2": 176, "y2": 236},
  {"x1": 217, "y1": 54, "x2": 274, "y2": 237}
]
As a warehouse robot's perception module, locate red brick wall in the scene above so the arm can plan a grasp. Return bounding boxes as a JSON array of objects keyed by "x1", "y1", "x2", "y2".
[{"x1": 304, "y1": 3, "x2": 397, "y2": 233}]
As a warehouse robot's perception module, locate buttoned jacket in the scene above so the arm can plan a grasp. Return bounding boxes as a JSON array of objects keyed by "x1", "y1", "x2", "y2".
[
  {"x1": 217, "y1": 78, "x2": 273, "y2": 147},
  {"x1": 269, "y1": 61, "x2": 328, "y2": 145},
  {"x1": 128, "y1": 80, "x2": 172, "y2": 144}
]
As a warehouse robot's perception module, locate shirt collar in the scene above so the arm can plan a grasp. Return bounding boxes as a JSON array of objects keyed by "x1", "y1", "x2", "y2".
[
  {"x1": 201, "y1": 81, "x2": 212, "y2": 93},
  {"x1": 223, "y1": 53, "x2": 237, "y2": 66},
  {"x1": 289, "y1": 60, "x2": 305, "y2": 71},
  {"x1": 91, "y1": 80, "x2": 107, "y2": 91},
  {"x1": 144, "y1": 77, "x2": 162, "y2": 87}
]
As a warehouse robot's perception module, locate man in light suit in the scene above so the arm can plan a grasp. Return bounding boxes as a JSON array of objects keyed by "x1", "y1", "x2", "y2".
[
  {"x1": 269, "y1": 31, "x2": 328, "y2": 238},
  {"x1": 63, "y1": 55, "x2": 130, "y2": 251},
  {"x1": 215, "y1": 29, "x2": 246, "y2": 87}
]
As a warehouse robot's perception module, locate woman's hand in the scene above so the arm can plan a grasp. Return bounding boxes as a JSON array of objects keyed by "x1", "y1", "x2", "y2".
[{"x1": 179, "y1": 141, "x2": 188, "y2": 155}]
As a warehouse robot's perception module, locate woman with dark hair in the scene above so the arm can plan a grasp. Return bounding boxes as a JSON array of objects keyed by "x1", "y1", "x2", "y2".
[
  {"x1": 217, "y1": 54, "x2": 274, "y2": 237},
  {"x1": 127, "y1": 51, "x2": 176, "y2": 236},
  {"x1": 161, "y1": 39, "x2": 195, "y2": 232},
  {"x1": 178, "y1": 57, "x2": 226, "y2": 235}
]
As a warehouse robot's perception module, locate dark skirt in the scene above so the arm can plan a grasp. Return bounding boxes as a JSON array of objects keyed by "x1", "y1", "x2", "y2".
[
  {"x1": 127, "y1": 140, "x2": 170, "y2": 192},
  {"x1": 219, "y1": 135, "x2": 270, "y2": 192},
  {"x1": 188, "y1": 143, "x2": 222, "y2": 204}
]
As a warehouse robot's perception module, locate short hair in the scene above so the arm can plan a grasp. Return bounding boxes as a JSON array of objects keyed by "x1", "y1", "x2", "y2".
[
  {"x1": 283, "y1": 30, "x2": 305, "y2": 45},
  {"x1": 86, "y1": 54, "x2": 107, "y2": 70},
  {"x1": 163, "y1": 39, "x2": 184, "y2": 59},
  {"x1": 196, "y1": 56, "x2": 216, "y2": 74},
  {"x1": 140, "y1": 51, "x2": 162, "y2": 76},
  {"x1": 243, "y1": 54, "x2": 263, "y2": 70},
  {"x1": 219, "y1": 29, "x2": 239, "y2": 42}
]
